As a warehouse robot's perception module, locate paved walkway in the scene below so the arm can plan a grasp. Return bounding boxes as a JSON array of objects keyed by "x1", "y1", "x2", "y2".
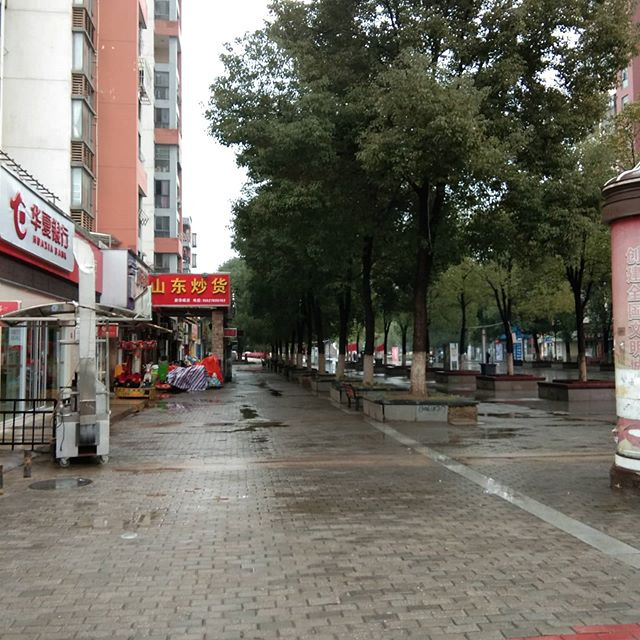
[{"x1": 1, "y1": 366, "x2": 639, "y2": 640}]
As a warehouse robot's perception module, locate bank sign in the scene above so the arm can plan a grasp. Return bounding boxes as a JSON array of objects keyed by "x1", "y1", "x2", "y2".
[
  {"x1": 151, "y1": 273, "x2": 231, "y2": 307},
  {"x1": 0, "y1": 167, "x2": 74, "y2": 272}
]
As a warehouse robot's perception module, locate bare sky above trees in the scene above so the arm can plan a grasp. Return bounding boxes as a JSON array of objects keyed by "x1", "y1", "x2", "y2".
[{"x1": 182, "y1": 1, "x2": 271, "y2": 272}]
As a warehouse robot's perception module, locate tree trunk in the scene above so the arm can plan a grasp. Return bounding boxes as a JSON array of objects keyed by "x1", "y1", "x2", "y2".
[
  {"x1": 458, "y1": 292, "x2": 467, "y2": 370},
  {"x1": 362, "y1": 235, "x2": 375, "y2": 387},
  {"x1": 410, "y1": 183, "x2": 443, "y2": 396},
  {"x1": 315, "y1": 302, "x2": 325, "y2": 374},
  {"x1": 306, "y1": 293, "x2": 313, "y2": 371},
  {"x1": 383, "y1": 318, "x2": 391, "y2": 366},
  {"x1": 401, "y1": 323, "x2": 408, "y2": 367},
  {"x1": 532, "y1": 330, "x2": 541, "y2": 362},
  {"x1": 296, "y1": 318, "x2": 304, "y2": 368},
  {"x1": 490, "y1": 280, "x2": 514, "y2": 376},
  {"x1": 336, "y1": 285, "x2": 351, "y2": 380},
  {"x1": 567, "y1": 257, "x2": 592, "y2": 383}
]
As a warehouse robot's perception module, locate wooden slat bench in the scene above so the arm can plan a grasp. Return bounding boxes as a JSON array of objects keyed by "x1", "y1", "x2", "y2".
[{"x1": 342, "y1": 383, "x2": 362, "y2": 410}]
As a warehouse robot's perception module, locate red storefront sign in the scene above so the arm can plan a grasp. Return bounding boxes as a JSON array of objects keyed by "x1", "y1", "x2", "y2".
[
  {"x1": 0, "y1": 301, "x2": 20, "y2": 315},
  {"x1": 151, "y1": 273, "x2": 231, "y2": 307},
  {"x1": 224, "y1": 327, "x2": 238, "y2": 338},
  {"x1": 97, "y1": 325, "x2": 119, "y2": 339},
  {"x1": 1, "y1": 166, "x2": 74, "y2": 272}
]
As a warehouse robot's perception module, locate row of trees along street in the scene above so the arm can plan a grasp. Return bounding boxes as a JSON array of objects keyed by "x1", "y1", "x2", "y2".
[{"x1": 207, "y1": 0, "x2": 640, "y2": 395}]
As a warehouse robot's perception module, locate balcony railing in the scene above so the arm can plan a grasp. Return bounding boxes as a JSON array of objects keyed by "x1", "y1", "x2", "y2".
[{"x1": 138, "y1": 58, "x2": 152, "y2": 105}]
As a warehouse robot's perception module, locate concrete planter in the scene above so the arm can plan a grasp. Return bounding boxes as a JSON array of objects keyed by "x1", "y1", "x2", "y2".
[
  {"x1": 310, "y1": 373, "x2": 335, "y2": 394},
  {"x1": 537, "y1": 379, "x2": 615, "y2": 410},
  {"x1": 476, "y1": 374, "x2": 544, "y2": 397},
  {"x1": 435, "y1": 370, "x2": 478, "y2": 392},
  {"x1": 532, "y1": 361, "x2": 551, "y2": 368},
  {"x1": 384, "y1": 365, "x2": 410, "y2": 377},
  {"x1": 363, "y1": 396, "x2": 477, "y2": 424},
  {"x1": 288, "y1": 367, "x2": 309, "y2": 382},
  {"x1": 330, "y1": 382, "x2": 408, "y2": 409}
]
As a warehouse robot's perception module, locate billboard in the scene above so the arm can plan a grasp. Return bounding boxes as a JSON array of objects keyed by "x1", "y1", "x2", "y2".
[{"x1": 151, "y1": 273, "x2": 231, "y2": 307}]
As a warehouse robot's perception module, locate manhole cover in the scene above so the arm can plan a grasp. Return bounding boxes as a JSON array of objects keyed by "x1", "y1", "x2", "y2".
[{"x1": 29, "y1": 478, "x2": 93, "y2": 490}]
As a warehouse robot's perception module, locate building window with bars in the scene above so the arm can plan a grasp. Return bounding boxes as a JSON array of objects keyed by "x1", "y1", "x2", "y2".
[
  {"x1": 154, "y1": 71, "x2": 170, "y2": 101},
  {"x1": 154, "y1": 107, "x2": 170, "y2": 128},
  {"x1": 155, "y1": 215, "x2": 170, "y2": 238},
  {"x1": 155, "y1": 180, "x2": 171, "y2": 209},
  {"x1": 71, "y1": 167, "x2": 94, "y2": 212},
  {"x1": 154, "y1": 253, "x2": 172, "y2": 272},
  {"x1": 155, "y1": 146, "x2": 170, "y2": 173},
  {"x1": 155, "y1": 0, "x2": 171, "y2": 20}
]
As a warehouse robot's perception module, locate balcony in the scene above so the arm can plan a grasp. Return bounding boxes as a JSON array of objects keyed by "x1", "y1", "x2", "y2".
[{"x1": 138, "y1": 58, "x2": 153, "y2": 105}]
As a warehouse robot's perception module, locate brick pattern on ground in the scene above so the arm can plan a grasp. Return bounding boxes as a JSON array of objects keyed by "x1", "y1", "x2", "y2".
[
  {"x1": 1, "y1": 368, "x2": 640, "y2": 639},
  {"x1": 510, "y1": 622, "x2": 640, "y2": 639}
]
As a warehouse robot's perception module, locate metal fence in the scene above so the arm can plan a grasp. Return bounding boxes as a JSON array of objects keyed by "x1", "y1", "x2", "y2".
[{"x1": 0, "y1": 399, "x2": 57, "y2": 450}]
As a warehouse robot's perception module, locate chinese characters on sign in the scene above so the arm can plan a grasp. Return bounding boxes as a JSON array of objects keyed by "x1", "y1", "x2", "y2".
[
  {"x1": 0, "y1": 167, "x2": 74, "y2": 272},
  {"x1": 151, "y1": 273, "x2": 231, "y2": 307},
  {"x1": 626, "y1": 247, "x2": 640, "y2": 369}
]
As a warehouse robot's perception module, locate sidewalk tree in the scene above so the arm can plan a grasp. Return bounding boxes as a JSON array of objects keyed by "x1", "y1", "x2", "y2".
[
  {"x1": 516, "y1": 257, "x2": 573, "y2": 362},
  {"x1": 355, "y1": 0, "x2": 634, "y2": 394},
  {"x1": 543, "y1": 134, "x2": 617, "y2": 381},
  {"x1": 207, "y1": 0, "x2": 634, "y2": 393},
  {"x1": 431, "y1": 259, "x2": 488, "y2": 368}
]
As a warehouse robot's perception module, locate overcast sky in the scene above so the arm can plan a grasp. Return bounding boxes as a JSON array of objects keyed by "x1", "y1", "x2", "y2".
[{"x1": 181, "y1": 1, "x2": 272, "y2": 273}]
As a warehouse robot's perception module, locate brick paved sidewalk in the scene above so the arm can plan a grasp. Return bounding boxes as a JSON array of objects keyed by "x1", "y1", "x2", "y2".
[
  {"x1": 512, "y1": 623, "x2": 640, "y2": 639},
  {"x1": 1, "y1": 367, "x2": 640, "y2": 640}
]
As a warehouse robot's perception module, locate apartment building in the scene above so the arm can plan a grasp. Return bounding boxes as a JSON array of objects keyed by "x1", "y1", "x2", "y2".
[
  {"x1": 1, "y1": 0, "x2": 185, "y2": 273},
  {"x1": 613, "y1": 4, "x2": 640, "y2": 114},
  {"x1": 153, "y1": 0, "x2": 183, "y2": 274}
]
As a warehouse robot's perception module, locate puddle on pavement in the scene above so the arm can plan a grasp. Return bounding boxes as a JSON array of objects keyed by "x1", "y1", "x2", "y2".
[
  {"x1": 222, "y1": 420, "x2": 288, "y2": 433},
  {"x1": 240, "y1": 406, "x2": 259, "y2": 420},
  {"x1": 478, "y1": 427, "x2": 520, "y2": 439},
  {"x1": 113, "y1": 467, "x2": 184, "y2": 474},
  {"x1": 480, "y1": 412, "x2": 538, "y2": 419},
  {"x1": 30, "y1": 478, "x2": 92, "y2": 490}
]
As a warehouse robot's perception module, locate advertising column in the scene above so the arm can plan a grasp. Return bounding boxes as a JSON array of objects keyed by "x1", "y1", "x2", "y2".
[{"x1": 603, "y1": 169, "x2": 640, "y2": 486}]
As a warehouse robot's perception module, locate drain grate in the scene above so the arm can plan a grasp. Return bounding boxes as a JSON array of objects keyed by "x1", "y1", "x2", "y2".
[{"x1": 29, "y1": 478, "x2": 92, "y2": 491}]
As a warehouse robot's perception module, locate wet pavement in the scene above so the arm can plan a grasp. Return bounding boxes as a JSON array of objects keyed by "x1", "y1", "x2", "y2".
[{"x1": 1, "y1": 365, "x2": 639, "y2": 640}]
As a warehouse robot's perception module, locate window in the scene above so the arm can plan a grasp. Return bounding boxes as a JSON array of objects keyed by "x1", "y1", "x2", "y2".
[
  {"x1": 154, "y1": 216, "x2": 170, "y2": 237},
  {"x1": 154, "y1": 253, "x2": 172, "y2": 272},
  {"x1": 155, "y1": 180, "x2": 170, "y2": 208},
  {"x1": 71, "y1": 167, "x2": 94, "y2": 211},
  {"x1": 622, "y1": 68, "x2": 629, "y2": 89},
  {"x1": 191, "y1": 233, "x2": 197, "y2": 248},
  {"x1": 71, "y1": 99, "x2": 94, "y2": 147},
  {"x1": 154, "y1": 107, "x2": 170, "y2": 128},
  {"x1": 72, "y1": 32, "x2": 84, "y2": 71},
  {"x1": 622, "y1": 95, "x2": 630, "y2": 108},
  {"x1": 191, "y1": 254, "x2": 197, "y2": 269},
  {"x1": 72, "y1": 32, "x2": 94, "y2": 77},
  {"x1": 154, "y1": 71, "x2": 170, "y2": 100},
  {"x1": 155, "y1": 0, "x2": 170, "y2": 20},
  {"x1": 155, "y1": 146, "x2": 170, "y2": 173}
]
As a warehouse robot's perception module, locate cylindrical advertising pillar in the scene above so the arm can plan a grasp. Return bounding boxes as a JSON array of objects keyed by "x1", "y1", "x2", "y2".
[{"x1": 603, "y1": 167, "x2": 640, "y2": 487}]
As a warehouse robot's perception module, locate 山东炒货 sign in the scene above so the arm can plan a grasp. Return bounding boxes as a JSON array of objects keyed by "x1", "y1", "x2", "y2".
[{"x1": 151, "y1": 273, "x2": 231, "y2": 307}]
